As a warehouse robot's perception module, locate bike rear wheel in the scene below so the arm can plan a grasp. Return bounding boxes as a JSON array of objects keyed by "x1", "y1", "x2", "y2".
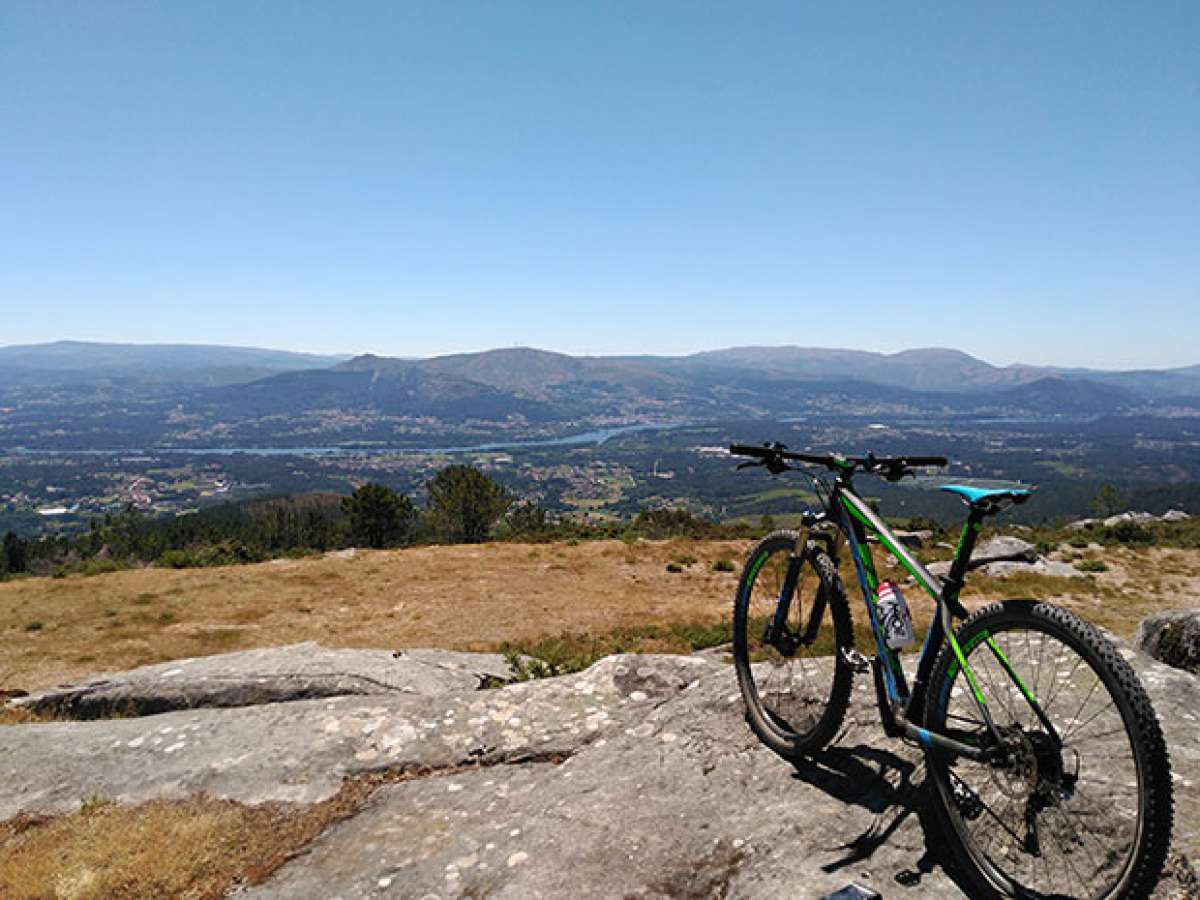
[
  {"x1": 732, "y1": 531, "x2": 854, "y2": 759},
  {"x1": 925, "y1": 600, "x2": 1173, "y2": 899}
]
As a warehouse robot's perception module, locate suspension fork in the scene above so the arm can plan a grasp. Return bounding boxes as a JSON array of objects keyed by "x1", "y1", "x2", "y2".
[
  {"x1": 764, "y1": 529, "x2": 837, "y2": 654},
  {"x1": 763, "y1": 543, "x2": 805, "y2": 652}
]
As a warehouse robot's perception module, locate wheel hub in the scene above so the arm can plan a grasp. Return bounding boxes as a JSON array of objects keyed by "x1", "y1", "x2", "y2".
[{"x1": 990, "y1": 726, "x2": 1066, "y2": 801}]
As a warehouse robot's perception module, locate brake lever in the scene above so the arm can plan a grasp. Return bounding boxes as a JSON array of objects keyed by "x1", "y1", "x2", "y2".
[{"x1": 736, "y1": 460, "x2": 763, "y2": 471}]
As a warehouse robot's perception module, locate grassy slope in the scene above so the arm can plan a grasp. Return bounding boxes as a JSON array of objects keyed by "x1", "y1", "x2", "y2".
[{"x1": 3, "y1": 536, "x2": 1198, "y2": 693}]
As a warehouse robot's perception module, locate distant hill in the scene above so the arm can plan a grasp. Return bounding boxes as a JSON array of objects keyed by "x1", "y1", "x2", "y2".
[
  {"x1": 681, "y1": 345, "x2": 1200, "y2": 398},
  {"x1": 200, "y1": 363, "x2": 557, "y2": 423},
  {"x1": 683, "y1": 345, "x2": 1039, "y2": 393},
  {"x1": 993, "y1": 376, "x2": 1139, "y2": 413},
  {"x1": 0, "y1": 341, "x2": 348, "y2": 389}
]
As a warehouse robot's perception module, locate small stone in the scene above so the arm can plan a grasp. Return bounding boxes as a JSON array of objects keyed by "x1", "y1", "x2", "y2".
[{"x1": 507, "y1": 851, "x2": 529, "y2": 867}]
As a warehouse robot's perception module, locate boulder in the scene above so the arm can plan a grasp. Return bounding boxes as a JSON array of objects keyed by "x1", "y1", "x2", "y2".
[
  {"x1": 11, "y1": 642, "x2": 520, "y2": 719},
  {"x1": 894, "y1": 530, "x2": 933, "y2": 549},
  {"x1": 980, "y1": 559, "x2": 1084, "y2": 579},
  {"x1": 1135, "y1": 610, "x2": 1200, "y2": 674},
  {"x1": 973, "y1": 535, "x2": 1038, "y2": 564},
  {"x1": 1104, "y1": 511, "x2": 1158, "y2": 528},
  {"x1": 927, "y1": 536, "x2": 1038, "y2": 578},
  {"x1": 1162, "y1": 509, "x2": 1191, "y2": 523}
]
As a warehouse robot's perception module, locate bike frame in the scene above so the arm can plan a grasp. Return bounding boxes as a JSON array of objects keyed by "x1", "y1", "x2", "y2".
[{"x1": 799, "y1": 470, "x2": 1053, "y2": 762}]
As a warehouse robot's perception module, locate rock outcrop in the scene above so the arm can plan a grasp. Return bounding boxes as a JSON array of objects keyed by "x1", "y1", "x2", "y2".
[
  {"x1": 11, "y1": 642, "x2": 519, "y2": 719},
  {"x1": 3, "y1": 644, "x2": 1198, "y2": 898},
  {"x1": 1067, "y1": 510, "x2": 1191, "y2": 531},
  {"x1": 925, "y1": 535, "x2": 1085, "y2": 579},
  {"x1": 1136, "y1": 609, "x2": 1200, "y2": 675}
]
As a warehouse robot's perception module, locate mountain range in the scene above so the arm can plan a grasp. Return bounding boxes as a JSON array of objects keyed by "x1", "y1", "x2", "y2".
[
  {"x1": 3, "y1": 342, "x2": 1199, "y2": 448},
  {"x1": 219, "y1": 344, "x2": 1199, "y2": 418}
]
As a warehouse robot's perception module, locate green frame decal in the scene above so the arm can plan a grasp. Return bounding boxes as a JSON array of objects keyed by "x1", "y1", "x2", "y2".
[
  {"x1": 947, "y1": 629, "x2": 990, "y2": 707},
  {"x1": 839, "y1": 496, "x2": 939, "y2": 597}
]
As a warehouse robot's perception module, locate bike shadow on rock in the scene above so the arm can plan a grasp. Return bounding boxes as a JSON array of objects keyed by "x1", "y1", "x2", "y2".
[{"x1": 790, "y1": 741, "x2": 975, "y2": 895}]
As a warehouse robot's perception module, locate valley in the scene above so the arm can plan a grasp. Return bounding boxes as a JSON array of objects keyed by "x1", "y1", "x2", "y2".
[{"x1": 2, "y1": 342, "x2": 1199, "y2": 538}]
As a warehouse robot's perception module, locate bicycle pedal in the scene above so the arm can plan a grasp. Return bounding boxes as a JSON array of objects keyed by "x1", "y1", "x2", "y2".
[{"x1": 840, "y1": 647, "x2": 872, "y2": 674}]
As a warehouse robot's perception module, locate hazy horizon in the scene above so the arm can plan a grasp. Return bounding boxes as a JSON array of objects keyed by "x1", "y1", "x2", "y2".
[{"x1": 2, "y1": 337, "x2": 1197, "y2": 374}]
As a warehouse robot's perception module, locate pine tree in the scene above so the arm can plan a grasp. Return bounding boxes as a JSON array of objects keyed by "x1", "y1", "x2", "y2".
[
  {"x1": 342, "y1": 483, "x2": 417, "y2": 549},
  {"x1": 426, "y1": 465, "x2": 512, "y2": 544}
]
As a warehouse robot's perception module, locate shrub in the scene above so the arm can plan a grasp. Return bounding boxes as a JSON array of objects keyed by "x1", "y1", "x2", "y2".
[
  {"x1": 506, "y1": 501, "x2": 549, "y2": 537},
  {"x1": 81, "y1": 557, "x2": 124, "y2": 577},
  {"x1": 79, "y1": 794, "x2": 114, "y2": 814},
  {"x1": 157, "y1": 549, "x2": 199, "y2": 569},
  {"x1": 23, "y1": 621, "x2": 43, "y2": 632},
  {"x1": 665, "y1": 562, "x2": 684, "y2": 573},
  {"x1": 156, "y1": 541, "x2": 265, "y2": 569},
  {"x1": 500, "y1": 651, "x2": 564, "y2": 682},
  {"x1": 1077, "y1": 559, "x2": 1108, "y2": 573},
  {"x1": 1103, "y1": 522, "x2": 1153, "y2": 546},
  {"x1": 712, "y1": 559, "x2": 736, "y2": 573},
  {"x1": 630, "y1": 508, "x2": 720, "y2": 539}
]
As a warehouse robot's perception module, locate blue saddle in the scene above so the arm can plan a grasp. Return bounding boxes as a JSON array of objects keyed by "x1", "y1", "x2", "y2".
[{"x1": 940, "y1": 484, "x2": 1032, "y2": 506}]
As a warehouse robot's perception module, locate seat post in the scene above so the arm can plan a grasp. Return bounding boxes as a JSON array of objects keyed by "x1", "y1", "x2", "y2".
[{"x1": 942, "y1": 504, "x2": 988, "y2": 610}]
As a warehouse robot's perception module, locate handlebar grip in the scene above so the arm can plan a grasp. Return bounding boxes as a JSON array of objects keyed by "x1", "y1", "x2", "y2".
[
  {"x1": 729, "y1": 443, "x2": 774, "y2": 458},
  {"x1": 901, "y1": 456, "x2": 948, "y2": 468}
]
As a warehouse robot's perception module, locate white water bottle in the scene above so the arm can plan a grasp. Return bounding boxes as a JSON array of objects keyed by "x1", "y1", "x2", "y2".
[{"x1": 876, "y1": 580, "x2": 915, "y2": 649}]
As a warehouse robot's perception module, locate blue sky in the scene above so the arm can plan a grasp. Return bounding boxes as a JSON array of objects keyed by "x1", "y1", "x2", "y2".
[{"x1": 1, "y1": 2, "x2": 1196, "y2": 369}]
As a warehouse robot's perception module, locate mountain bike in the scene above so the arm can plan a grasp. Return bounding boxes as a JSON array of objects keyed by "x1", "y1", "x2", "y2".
[{"x1": 728, "y1": 441, "x2": 1173, "y2": 899}]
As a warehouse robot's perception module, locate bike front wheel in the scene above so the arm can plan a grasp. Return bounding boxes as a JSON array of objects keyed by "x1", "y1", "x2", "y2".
[
  {"x1": 925, "y1": 600, "x2": 1173, "y2": 899},
  {"x1": 732, "y1": 530, "x2": 854, "y2": 759}
]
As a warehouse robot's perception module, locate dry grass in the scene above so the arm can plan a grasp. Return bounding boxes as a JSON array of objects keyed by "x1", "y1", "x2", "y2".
[
  {"x1": 0, "y1": 764, "x2": 473, "y2": 900},
  {"x1": 2, "y1": 538, "x2": 1197, "y2": 695},
  {"x1": 0, "y1": 798, "x2": 312, "y2": 899},
  {"x1": 0, "y1": 539, "x2": 746, "y2": 692},
  {"x1": 0, "y1": 706, "x2": 44, "y2": 726}
]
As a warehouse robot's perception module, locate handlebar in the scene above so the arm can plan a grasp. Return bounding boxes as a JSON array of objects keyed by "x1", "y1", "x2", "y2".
[{"x1": 729, "y1": 442, "x2": 947, "y2": 481}]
